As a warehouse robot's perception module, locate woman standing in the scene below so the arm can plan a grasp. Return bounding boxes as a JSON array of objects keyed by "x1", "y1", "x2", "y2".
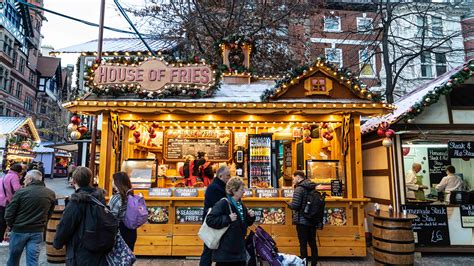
[
  {"x1": 193, "y1": 151, "x2": 214, "y2": 186},
  {"x1": 109, "y1": 172, "x2": 137, "y2": 251},
  {"x1": 206, "y1": 177, "x2": 255, "y2": 266}
]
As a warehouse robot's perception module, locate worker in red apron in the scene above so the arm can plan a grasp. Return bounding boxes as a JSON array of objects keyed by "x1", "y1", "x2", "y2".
[
  {"x1": 193, "y1": 152, "x2": 214, "y2": 186},
  {"x1": 179, "y1": 155, "x2": 196, "y2": 186}
]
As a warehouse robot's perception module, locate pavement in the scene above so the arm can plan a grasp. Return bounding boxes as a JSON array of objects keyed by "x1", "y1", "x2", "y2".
[{"x1": 1, "y1": 177, "x2": 474, "y2": 265}]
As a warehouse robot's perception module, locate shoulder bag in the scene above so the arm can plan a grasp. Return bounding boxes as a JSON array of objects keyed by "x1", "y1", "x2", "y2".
[{"x1": 198, "y1": 198, "x2": 233, "y2": 249}]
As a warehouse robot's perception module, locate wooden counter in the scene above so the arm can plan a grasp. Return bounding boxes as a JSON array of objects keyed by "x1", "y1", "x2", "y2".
[{"x1": 135, "y1": 194, "x2": 369, "y2": 257}]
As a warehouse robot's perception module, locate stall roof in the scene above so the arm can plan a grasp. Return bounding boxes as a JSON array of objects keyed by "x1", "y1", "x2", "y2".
[
  {"x1": 361, "y1": 62, "x2": 473, "y2": 134},
  {"x1": 52, "y1": 38, "x2": 179, "y2": 54},
  {"x1": 0, "y1": 117, "x2": 41, "y2": 142},
  {"x1": 33, "y1": 145, "x2": 54, "y2": 153},
  {"x1": 43, "y1": 142, "x2": 78, "y2": 152}
]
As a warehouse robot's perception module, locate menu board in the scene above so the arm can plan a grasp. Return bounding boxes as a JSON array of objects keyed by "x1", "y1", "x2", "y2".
[
  {"x1": 147, "y1": 206, "x2": 169, "y2": 224},
  {"x1": 164, "y1": 130, "x2": 232, "y2": 161},
  {"x1": 427, "y1": 148, "x2": 451, "y2": 184},
  {"x1": 402, "y1": 205, "x2": 450, "y2": 246},
  {"x1": 176, "y1": 207, "x2": 204, "y2": 224},
  {"x1": 460, "y1": 204, "x2": 474, "y2": 228},
  {"x1": 331, "y1": 180, "x2": 343, "y2": 197},
  {"x1": 448, "y1": 141, "x2": 474, "y2": 158},
  {"x1": 249, "y1": 207, "x2": 285, "y2": 224}
]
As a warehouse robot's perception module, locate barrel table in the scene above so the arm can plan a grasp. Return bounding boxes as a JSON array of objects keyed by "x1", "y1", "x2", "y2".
[
  {"x1": 368, "y1": 211, "x2": 418, "y2": 265},
  {"x1": 46, "y1": 205, "x2": 66, "y2": 263}
]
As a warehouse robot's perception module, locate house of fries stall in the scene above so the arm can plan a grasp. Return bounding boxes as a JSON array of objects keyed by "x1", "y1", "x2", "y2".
[{"x1": 63, "y1": 43, "x2": 391, "y2": 257}]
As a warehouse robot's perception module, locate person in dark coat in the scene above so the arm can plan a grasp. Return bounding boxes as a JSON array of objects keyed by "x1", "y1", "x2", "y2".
[
  {"x1": 53, "y1": 167, "x2": 108, "y2": 266},
  {"x1": 206, "y1": 177, "x2": 256, "y2": 266},
  {"x1": 199, "y1": 166, "x2": 231, "y2": 266},
  {"x1": 288, "y1": 170, "x2": 318, "y2": 266},
  {"x1": 193, "y1": 151, "x2": 214, "y2": 186}
]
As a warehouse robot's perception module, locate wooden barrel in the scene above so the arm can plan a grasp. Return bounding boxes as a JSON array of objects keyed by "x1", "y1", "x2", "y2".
[
  {"x1": 46, "y1": 205, "x2": 66, "y2": 263},
  {"x1": 369, "y1": 211, "x2": 417, "y2": 266}
]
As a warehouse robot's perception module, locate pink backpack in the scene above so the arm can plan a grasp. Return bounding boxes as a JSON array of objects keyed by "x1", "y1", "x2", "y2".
[{"x1": 123, "y1": 193, "x2": 148, "y2": 229}]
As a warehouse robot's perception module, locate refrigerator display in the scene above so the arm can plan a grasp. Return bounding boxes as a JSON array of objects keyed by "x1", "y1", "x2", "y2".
[{"x1": 248, "y1": 134, "x2": 273, "y2": 188}]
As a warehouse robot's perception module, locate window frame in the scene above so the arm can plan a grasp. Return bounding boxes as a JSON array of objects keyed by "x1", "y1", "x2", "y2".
[
  {"x1": 431, "y1": 16, "x2": 443, "y2": 37},
  {"x1": 356, "y1": 17, "x2": 373, "y2": 33},
  {"x1": 434, "y1": 53, "x2": 447, "y2": 76},
  {"x1": 359, "y1": 49, "x2": 376, "y2": 77},
  {"x1": 15, "y1": 82, "x2": 22, "y2": 98},
  {"x1": 325, "y1": 48, "x2": 343, "y2": 67},
  {"x1": 324, "y1": 16, "x2": 341, "y2": 32},
  {"x1": 420, "y1": 52, "x2": 433, "y2": 78}
]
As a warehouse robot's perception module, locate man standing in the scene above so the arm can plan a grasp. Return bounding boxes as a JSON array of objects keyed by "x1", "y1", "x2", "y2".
[
  {"x1": 436, "y1": 165, "x2": 464, "y2": 202},
  {"x1": 53, "y1": 166, "x2": 109, "y2": 266},
  {"x1": 200, "y1": 166, "x2": 231, "y2": 266},
  {"x1": 4, "y1": 170, "x2": 56, "y2": 266},
  {"x1": 0, "y1": 163, "x2": 23, "y2": 244},
  {"x1": 405, "y1": 163, "x2": 428, "y2": 200}
]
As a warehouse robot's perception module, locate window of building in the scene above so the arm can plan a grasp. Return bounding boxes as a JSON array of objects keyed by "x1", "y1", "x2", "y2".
[
  {"x1": 432, "y1": 16, "x2": 443, "y2": 37},
  {"x1": 359, "y1": 49, "x2": 376, "y2": 77},
  {"x1": 0, "y1": 69, "x2": 10, "y2": 91},
  {"x1": 7, "y1": 78, "x2": 14, "y2": 94},
  {"x1": 5, "y1": 3, "x2": 21, "y2": 29},
  {"x1": 15, "y1": 83, "x2": 22, "y2": 98},
  {"x1": 357, "y1": 17, "x2": 373, "y2": 33},
  {"x1": 325, "y1": 48, "x2": 343, "y2": 67},
  {"x1": 416, "y1": 16, "x2": 428, "y2": 37},
  {"x1": 5, "y1": 109, "x2": 11, "y2": 116},
  {"x1": 324, "y1": 16, "x2": 341, "y2": 32},
  {"x1": 0, "y1": 102, "x2": 4, "y2": 115},
  {"x1": 420, "y1": 52, "x2": 432, "y2": 77},
  {"x1": 12, "y1": 51, "x2": 17, "y2": 66},
  {"x1": 434, "y1": 53, "x2": 447, "y2": 75},
  {"x1": 24, "y1": 95, "x2": 33, "y2": 111},
  {"x1": 19, "y1": 57, "x2": 25, "y2": 74},
  {"x1": 3, "y1": 36, "x2": 13, "y2": 57},
  {"x1": 38, "y1": 78, "x2": 46, "y2": 92},
  {"x1": 39, "y1": 103, "x2": 46, "y2": 114}
]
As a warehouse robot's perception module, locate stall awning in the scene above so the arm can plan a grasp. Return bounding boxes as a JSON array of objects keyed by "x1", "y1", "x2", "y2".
[
  {"x1": 44, "y1": 142, "x2": 78, "y2": 152},
  {"x1": 0, "y1": 117, "x2": 41, "y2": 142}
]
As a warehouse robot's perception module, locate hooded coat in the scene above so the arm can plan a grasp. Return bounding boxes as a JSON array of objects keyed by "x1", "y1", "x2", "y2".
[
  {"x1": 53, "y1": 187, "x2": 108, "y2": 266},
  {"x1": 288, "y1": 179, "x2": 317, "y2": 226}
]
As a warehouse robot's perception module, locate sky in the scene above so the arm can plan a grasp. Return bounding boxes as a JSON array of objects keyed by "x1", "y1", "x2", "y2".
[{"x1": 41, "y1": 0, "x2": 143, "y2": 65}]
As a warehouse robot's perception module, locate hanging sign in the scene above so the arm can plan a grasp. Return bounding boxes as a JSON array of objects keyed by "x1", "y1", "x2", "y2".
[
  {"x1": 448, "y1": 141, "x2": 474, "y2": 158},
  {"x1": 93, "y1": 59, "x2": 215, "y2": 92},
  {"x1": 427, "y1": 148, "x2": 450, "y2": 184}
]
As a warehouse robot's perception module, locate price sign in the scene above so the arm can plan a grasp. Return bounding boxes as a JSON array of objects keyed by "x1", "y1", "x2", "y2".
[
  {"x1": 256, "y1": 189, "x2": 279, "y2": 198},
  {"x1": 176, "y1": 207, "x2": 204, "y2": 224},
  {"x1": 281, "y1": 189, "x2": 294, "y2": 198},
  {"x1": 243, "y1": 188, "x2": 254, "y2": 198},
  {"x1": 460, "y1": 205, "x2": 474, "y2": 228},
  {"x1": 174, "y1": 188, "x2": 198, "y2": 197},
  {"x1": 331, "y1": 180, "x2": 343, "y2": 197},
  {"x1": 149, "y1": 188, "x2": 172, "y2": 197}
]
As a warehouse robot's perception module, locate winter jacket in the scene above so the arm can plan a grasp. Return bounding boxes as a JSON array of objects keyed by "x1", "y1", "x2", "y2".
[
  {"x1": 288, "y1": 179, "x2": 317, "y2": 226},
  {"x1": 53, "y1": 187, "x2": 108, "y2": 266},
  {"x1": 206, "y1": 197, "x2": 256, "y2": 263},
  {"x1": 203, "y1": 177, "x2": 227, "y2": 221},
  {"x1": 0, "y1": 170, "x2": 22, "y2": 207},
  {"x1": 4, "y1": 180, "x2": 56, "y2": 233}
]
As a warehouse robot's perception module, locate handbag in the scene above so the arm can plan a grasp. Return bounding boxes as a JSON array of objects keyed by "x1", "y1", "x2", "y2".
[
  {"x1": 198, "y1": 198, "x2": 233, "y2": 249},
  {"x1": 106, "y1": 232, "x2": 136, "y2": 266}
]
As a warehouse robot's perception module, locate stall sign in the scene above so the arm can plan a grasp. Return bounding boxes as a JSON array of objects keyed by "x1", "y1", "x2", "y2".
[
  {"x1": 176, "y1": 207, "x2": 204, "y2": 224},
  {"x1": 281, "y1": 189, "x2": 294, "y2": 198},
  {"x1": 427, "y1": 148, "x2": 451, "y2": 184},
  {"x1": 460, "y1": 205, "x2": 474, "y2": 228},
  {"x1": 249, "y1": 208, "x2": 285, "y2": 224},
  {"x1": 331, "y1": 180, "x2": 343, "y2": 197},
  {"x1": 256, "y1": 189, "x2": 279, "y2": 198},
  {"x1": 448, "y1": 141, "x2": 474, "y2": 158},
  {"x1": 93, "y1": 59, "x2": 215, "y2": 92},
  {"x1": 402, "y1": 205, "x2": 450, "y2": 246},
  {"x1": 174, "y1": 188, "x2": 198, "y2": 197},
  {"x1": 149, "y1": 188, "x2": 172, "y2": 197},
  {"x1": 147, "y1": 206, "x2": 169, "y2": 224},
  {"x1": 243, "y1": 188, "x2": 254, "y2": 198},
  {"x1": 324, "y1": 208, "x2": 347, "y2": 226}
]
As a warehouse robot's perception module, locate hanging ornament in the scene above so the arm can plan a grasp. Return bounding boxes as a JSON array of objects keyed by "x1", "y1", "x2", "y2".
[
  {"x1": 77, "y1": 126, "x2": 88, "y2": 135},
  {"x1": 403, "y1": 147, "x2": 411, "y2": 156},
  {"x1": 128, "y1": 137, "x2": 136, "y2": 145},
  {"x1": 149, "y1": 127, "x2": 155, "y2": 134},
  {"x1": 304, "y1": 136, "x2": 312, "y2": 143},
  {"x1": 67, "y1": 123, "x2": 78, "y2": 132},
  {"x1": 133, "y1": 131, "x2": 141, "y2": 138},
  {"x1": 382, "y1": 137, "x2": 393, "y2": 147},
  {"x1": 149, "y1": 133, "x2": 157, "y2": 139},
  {"x1": 70, "y1": 115, "x2": 81, "y2": 125},
  {"x1": 70, "y1": 130, "x2": 82, "y2": 140},
  {"x1": 325, "y1": 133, "x2": 334, "y2": 141},
  {"x1": 320, "y1": 122, "x2": 328, "y2": 129},
  {"x1": 327, "y1": 124, "x2": 334, "y2": 133},
  {"x1": 302, "y1": 129, "x2": 311, "y2": 138},
  {"x1": 385, "y1": 129, "x2": 396, "y2": 138},
  {"x1": 20, "y1": 142, "x2": 30, "y2": 150},
  {"x1": 379, "y1": 122, "x2": 390, "y2": 131},
  {"x1": 129, "y1": 123, "x2": 137, "y2": 130},
  {"x1": 377, "y1": 128, "x2": 386, "y2": 137},
  {"x1": 151, "y1": 122, "x2": 159, "y2": 129},
  {"x1": 135, "y1": 137, "x2": 141, "y2": 144}
]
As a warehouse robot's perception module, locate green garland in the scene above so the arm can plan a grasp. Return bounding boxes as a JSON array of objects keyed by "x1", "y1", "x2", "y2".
[
  {"x1": 84, "y1": 55, "x2": 223, "y2": 99},
  {"x1": 405, "y1": 61, "x2": 474, "y2": 121},
  {"x1": 215, "y1": 35, "x2": 255, "y2": 75},
  {"x1": 261, "y1": 56, "x2": 381, "y2": 102}
]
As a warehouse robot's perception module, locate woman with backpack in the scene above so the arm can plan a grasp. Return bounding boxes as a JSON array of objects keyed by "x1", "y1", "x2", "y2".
[
  {"x1": 109, "y1": 172, "x2": 137, "y2": 251},
  {"x1": 193, "y1": 151, "x2": 214, "y2": 186},
  {"x1": 287, "y1": 170, "x2": 318, "y2": 266}
]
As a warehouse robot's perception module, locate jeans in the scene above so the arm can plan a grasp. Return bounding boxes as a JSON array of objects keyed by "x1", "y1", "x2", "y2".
[
  {"x1": 7, "y1": 231, "x2": 43, "y2": 266},
  {"x1": 199, "y1": 244, "x2": 212, "y2": 266},
  {"x1": 296, "y1": 224, "x2": 318, "y2": 266}
]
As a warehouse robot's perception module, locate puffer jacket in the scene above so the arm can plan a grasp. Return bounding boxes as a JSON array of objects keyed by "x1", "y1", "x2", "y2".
[
  {"x1": 53, "y1": 187, "x2": 108, "y2": 266},
  {"x1": 288, "y1": 179, "x2": 317, "y2": 226}
]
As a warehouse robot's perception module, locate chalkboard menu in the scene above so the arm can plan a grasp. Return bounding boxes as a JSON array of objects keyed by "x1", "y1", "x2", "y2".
[
  {"x1": 460, "y1": 204, "x2": 474, "y2": 228},
  {"x1": 402, "y1": 205, "x2": 450, "y2": 246},
  {"x1": 331, "y1": 180, "x2": 343, "y2": 197},
  {"x1": 176, "y1": 207, "x2": 204, "y2": 224},
  {"x1": 427, "y1": 148, "x2": 451, "y2": 184},
  {"x1": 448, "y1": 141, "x2": 474, "y2": 158},
  {"x1": 249, "y1": 207, "x2": 285, "y2": 224},
  {"x1": 164, "y1": 129, "x2": 232, "y2": 161}
]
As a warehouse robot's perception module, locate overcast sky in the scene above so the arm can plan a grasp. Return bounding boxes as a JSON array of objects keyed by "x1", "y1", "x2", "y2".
[{"x1": 41, "y1": 0, "x2": 142, "y2": 64}]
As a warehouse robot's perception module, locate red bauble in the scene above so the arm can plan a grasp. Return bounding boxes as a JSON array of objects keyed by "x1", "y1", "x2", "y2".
[
  {"x1": 129, "y1": 123, "x2": 136, "y2": 130},
  {"x1": 464, "y1": 67, "x2": 469, "y2": 72},
  {"x1": 151, "y1": 122, "x2": 159, "y2": 128},
  {"x1": 149, "y1": 133, "x2": 156, "y2": 139},
  {"x1": 321, "y1": 123, "x2": 328, "y2": 129},
  {"x1": 402, "y1": 147, "x2": 411, "y2": 156},
  {"x1": 77, "y1": 126, "x2": 88, "y2": 135},
  {"x1": 135, "y1": 137, "x2": 141, "y2": 143},
  {"x1": 133, "y1": 131, "x2": 141, "y2": 138},
  {"x1": 70, "y1": 116, "x2": 81, "y2": 125},
  {"x1": 379, "y1": 122, "x2": 389, "y2": 131},
  {"x1": 385, "y1": 129, "x2": 395, "y2": 138},
  {"x1": 194, "y1": 56, "x2": 199, "y2": 63},
  {"x1": 149, "y1": 127, "x2": 155, "y2": 134},
  {"x1": 377, "y1": 128, "x2": 386, "y2": 137},
  {"x1": 304, "y1": 136, "x2": 312, "y2": 143},
  {"x1": 326, "y1": 134, "x2": 334, "y2": 141}
]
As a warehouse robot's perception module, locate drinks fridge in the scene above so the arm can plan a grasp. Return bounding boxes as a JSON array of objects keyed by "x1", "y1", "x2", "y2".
[{"x1": 248, "y1": 134, "x2": 274, "y2": 188}]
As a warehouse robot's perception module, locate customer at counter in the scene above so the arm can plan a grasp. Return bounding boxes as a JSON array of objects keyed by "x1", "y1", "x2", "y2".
[
  {"x1": 405, "y1": 163, "x2": 428, "y2": 200},
  {"x1": 436, "y1": 165, "x2": 464, "y2": 202}
]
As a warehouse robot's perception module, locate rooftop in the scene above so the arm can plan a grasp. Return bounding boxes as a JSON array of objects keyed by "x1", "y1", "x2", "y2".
[{"x1": 53, "y1": 38, "x2": 179, "y2": 54}]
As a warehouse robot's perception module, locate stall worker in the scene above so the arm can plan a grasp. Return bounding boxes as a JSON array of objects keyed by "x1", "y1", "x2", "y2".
[
  {"x1": 436, "y1": 165, "x2": 464, "y2": 203},
  {"x1": 179, "y1": 155, "x2": 195, "y2": 186},
  {"x1": 405, "y1": 163, "x2": 428, "y2": 200},
  {"x1": 193, "y1": 151, "x2": 214, "y2": 186}
]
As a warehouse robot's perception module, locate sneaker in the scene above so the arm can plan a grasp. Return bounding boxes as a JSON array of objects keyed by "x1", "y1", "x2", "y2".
[{"x1": 0, "y1": 241, "x2": 9, "y2": 246}]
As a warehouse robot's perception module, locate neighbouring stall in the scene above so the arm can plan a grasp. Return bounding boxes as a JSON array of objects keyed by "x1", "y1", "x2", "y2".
[
  {"x1": 34, "y1": 145, "x2": 73, "y2": 178},
  {"x1": 362, "y1": 60, "x2": 474, "y2": 252},
  {"x1": 63, "y1": 41, "x2": 391, "y2": 257},
  {"x1": 0, "y1": 117, "x2": 41, "y2": 171}
]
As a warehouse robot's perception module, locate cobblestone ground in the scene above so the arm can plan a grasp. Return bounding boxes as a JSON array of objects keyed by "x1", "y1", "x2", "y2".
[{"x1": 1, "y1": 178, "x2": 474, "y2": 265}]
